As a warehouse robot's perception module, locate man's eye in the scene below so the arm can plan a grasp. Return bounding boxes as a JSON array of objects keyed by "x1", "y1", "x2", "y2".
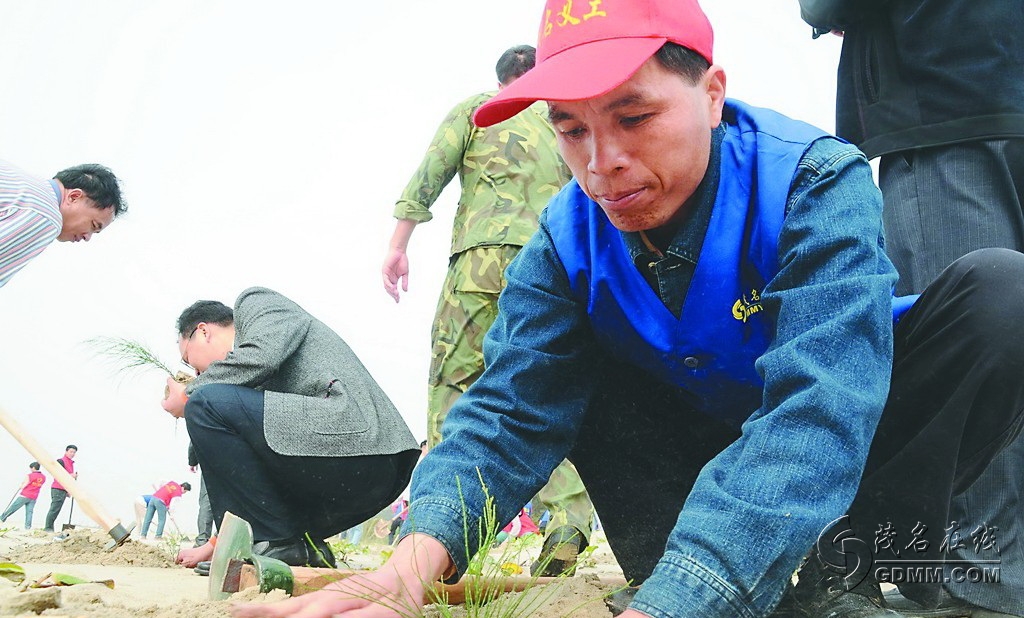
[
  {"x1": 560, "y1": 126, "x2": 585, "y2": 139},
  {"x1": 622, "y1": 114, "x2": 651, "y2": 126}
]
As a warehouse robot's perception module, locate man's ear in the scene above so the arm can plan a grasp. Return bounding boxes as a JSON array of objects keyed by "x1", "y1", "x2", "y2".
[{"x1": 704, "y1": 65, "x2": 727, "y2": 128}]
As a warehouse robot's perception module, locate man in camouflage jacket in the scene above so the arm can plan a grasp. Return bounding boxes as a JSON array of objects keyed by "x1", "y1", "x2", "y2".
[{"x1": 381, "y1": 44, "x2": 594, "y2": 575}]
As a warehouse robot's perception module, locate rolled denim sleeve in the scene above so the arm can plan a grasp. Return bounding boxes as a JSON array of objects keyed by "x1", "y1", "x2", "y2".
[
  {"x1": 633, "y1": 139, "x2": 897, "y2": 617},
  {"x1": 402, "y1": 221, "x2": 600, "y2": 576}
]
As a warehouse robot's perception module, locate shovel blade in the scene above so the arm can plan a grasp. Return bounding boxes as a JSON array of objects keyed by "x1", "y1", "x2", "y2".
[{"x1": 209, "y1": 511, "x2": 255, "y2": 601}]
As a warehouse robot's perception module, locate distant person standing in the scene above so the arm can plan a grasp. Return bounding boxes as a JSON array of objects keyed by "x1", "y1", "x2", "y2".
[
  {"x1": 0, "y1": 462, "x2": 46, "y2": 529},
  {"x1": 381, "y1": 45, "x2": 594, "y2": 576},
  {"x1": 43, "y1": 445, "x2": 77, "y2": 532},
  {"x1": 0, "y1": 160, "x2": 127, "y2": 288}
]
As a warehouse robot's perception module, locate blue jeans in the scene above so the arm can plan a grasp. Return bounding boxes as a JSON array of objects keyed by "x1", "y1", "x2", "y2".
[
  {"x1": 141, "y1": 499, "x2": 167, "y2": 538},
  {"x1": 1, "y1": 496, "x2": 35, "y2": 529}
]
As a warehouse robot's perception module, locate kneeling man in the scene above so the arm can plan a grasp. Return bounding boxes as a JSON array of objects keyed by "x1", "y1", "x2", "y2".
[{"x1": 163, "y1": 287, "x2": 419, "y2": 568}]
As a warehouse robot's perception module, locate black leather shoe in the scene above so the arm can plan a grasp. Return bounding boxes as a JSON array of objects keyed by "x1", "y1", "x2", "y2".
[
  {"x1": 194, "y1": 561, "x2": 211, "y2": 576},
  {"x1": 883, "y1": 588, "x2": 1019, "y2": 617},
  {"x1": 530, "y1": 525, "x2": 587, "y2": 577},
  {"x1": 772, "y1": 556, "x2": 902, "y2": 618},
  {"x1": 251, "y1": 539, "x2": 311, "y2": 567},
  {"x1": 252, "y1": 537, "x2": 337, "y2": 568}
]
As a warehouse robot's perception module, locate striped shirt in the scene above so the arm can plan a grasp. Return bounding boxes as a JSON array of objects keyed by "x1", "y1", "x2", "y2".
[{"x1": 0, "y1": 159, "x2": 62, "y2": 288}]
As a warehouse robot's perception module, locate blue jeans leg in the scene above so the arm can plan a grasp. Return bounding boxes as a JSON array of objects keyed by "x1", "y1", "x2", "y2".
[
  {"x1": 23, "y1": 498, "x2": 34, "y2": 529},
  {"x1": 142, "y1": 500, "x2": 156, "y2": 537},
  {"x1": 151, "y1": 500, "x2": 167, "y2": 537},
  {"x1": 1, "y1": 496, "x2": 31, "y2": 525}
]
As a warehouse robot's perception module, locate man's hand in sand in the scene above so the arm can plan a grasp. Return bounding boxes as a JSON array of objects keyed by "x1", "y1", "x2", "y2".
[
  {"x1": 230, "y1": 534, "x2": 447, "y2": 618},
  {"x1": 162, "y1": 377, "x2": 188, "y2": 418},
  {"x1": 231, "y1": 569, "x2": 425, "y2": 618},
  {"x1": 176, "y1": 540, "x2": 214, "y2": 568}
]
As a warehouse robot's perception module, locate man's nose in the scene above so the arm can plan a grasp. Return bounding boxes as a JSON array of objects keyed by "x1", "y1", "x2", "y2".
[{"x1": 587, "y1": 135, "x2": 628, "y2": 175}]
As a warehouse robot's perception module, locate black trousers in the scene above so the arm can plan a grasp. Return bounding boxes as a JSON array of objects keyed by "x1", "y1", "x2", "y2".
[
  {"x1": 185, "y1": 384, "x2": 419, "y2": 543},
  {"x1": 569, "y1": 249, "x2": 1024, "y2": 607},
  {"x1": 43, "y1": 488, "x2": 68, "y2": 531},
  {"x1": 881, "y1": 139, "x2": 1024, "y2": 612}
]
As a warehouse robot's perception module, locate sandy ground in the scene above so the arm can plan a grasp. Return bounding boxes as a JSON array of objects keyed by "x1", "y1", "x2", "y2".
[{"x1": 0, "y1": 527, "x2": 625, "y2": 617}]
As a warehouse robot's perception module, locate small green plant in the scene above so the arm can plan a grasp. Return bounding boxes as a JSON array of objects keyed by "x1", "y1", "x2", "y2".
[
  {"x1": 305, "y1": 471, "x2": 622, "y2": 617},
  {"x1": 0, "y1": 526, "x2": 14, "y2": 538},
  {"x1": 159, "y1": 530, "x2": 188, "y2": 559},
  {"x1": 574, "y1": 543, "x2": 599, "y2": 571},
  {"x1": 420, "y1": 470, "x2": 619, "y2": 617},
  {"x1": 327, "y1": 535, "x2": 366, "y2": 568}
]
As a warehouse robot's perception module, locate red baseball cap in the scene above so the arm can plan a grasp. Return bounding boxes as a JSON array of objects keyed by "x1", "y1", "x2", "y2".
[{"x1": 473, "y1": 0, "x2": 713, "y2": 127}]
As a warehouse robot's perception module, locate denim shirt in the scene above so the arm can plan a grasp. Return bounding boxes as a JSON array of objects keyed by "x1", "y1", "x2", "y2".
[
  {"x1": 403, "y1": 135, "x2": 897, "y2": 618},
  {"x1": 624, "y1": 125, "x2": 723, "y2": 317}
]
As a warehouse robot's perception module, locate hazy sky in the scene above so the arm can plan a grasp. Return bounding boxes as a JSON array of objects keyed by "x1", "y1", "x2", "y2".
[{"x1": 0, "y1": 2, "x2": 842, "y2": 533}]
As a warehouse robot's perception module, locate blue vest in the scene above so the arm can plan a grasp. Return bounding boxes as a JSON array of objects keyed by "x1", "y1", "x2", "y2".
[{"x1": 548, "y1": 100, "x2": 908, "y2": 427}]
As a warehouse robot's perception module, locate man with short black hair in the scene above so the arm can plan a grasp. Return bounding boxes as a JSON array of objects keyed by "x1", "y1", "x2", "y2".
[
  {"x1": 43, "y1": 445, "x2": 77, "y2": 532},
  {"x1": 0, "y1": 160, "x2": 126, "y2": 287},
  {"x1": 140, "y1": 480, "x2": 191, "y2": 540},
  {"x1": 236, "y1": 1, "x2": 1024, "y2": 617},
  {"x1": 163, "y1": 287, "x2": 419, "y2": 570}
]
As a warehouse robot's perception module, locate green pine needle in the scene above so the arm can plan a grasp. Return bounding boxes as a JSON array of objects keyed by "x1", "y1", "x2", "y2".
[{"x1": 84, "y1": 336, "x2": 175, "y2": 378}]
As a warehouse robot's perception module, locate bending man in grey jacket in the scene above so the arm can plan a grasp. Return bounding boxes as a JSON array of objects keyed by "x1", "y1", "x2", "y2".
[{"x1": 162, "y1": 287, "x2": 419, "y2": 568}]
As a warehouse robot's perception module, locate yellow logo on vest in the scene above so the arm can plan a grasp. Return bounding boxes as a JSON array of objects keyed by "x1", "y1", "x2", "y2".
[
  {"x1": 544, "y1": 1, "x2": 608, "y2": 37},
  {"x1": 732, "y1": 289, "x2": 763, "y2": 323}
]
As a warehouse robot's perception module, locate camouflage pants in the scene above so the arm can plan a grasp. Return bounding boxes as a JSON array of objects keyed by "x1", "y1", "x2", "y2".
[{"x1": 428, "y1": 245, "x2": 594, "y2": 538}]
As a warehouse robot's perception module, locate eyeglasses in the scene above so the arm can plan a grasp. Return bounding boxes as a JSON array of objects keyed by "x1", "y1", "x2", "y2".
[{"x1": 180, "y1": 326, "x2": 200, "y2": 372}]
